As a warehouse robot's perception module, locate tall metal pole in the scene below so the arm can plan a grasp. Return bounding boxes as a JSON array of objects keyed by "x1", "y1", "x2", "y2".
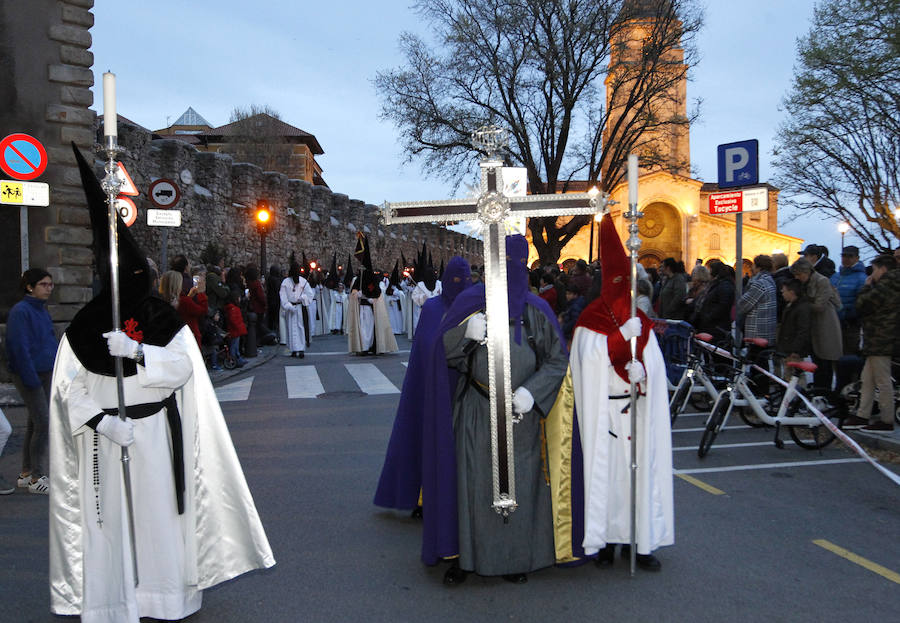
[
  {"x1": 100, "y1": 71, "x2": 139, "y2": 587},
  {"x1": 625, "y1": 155, "x2": 642, "y2": 577},
  {"x1": 733, "y1": 212, "x2": 743, "y2": 350}
]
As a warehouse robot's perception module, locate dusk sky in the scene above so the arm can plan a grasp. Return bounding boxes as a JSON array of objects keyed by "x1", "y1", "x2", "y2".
[{"x1": 89, "y1": 0, "x2": 851, "y2": 256}]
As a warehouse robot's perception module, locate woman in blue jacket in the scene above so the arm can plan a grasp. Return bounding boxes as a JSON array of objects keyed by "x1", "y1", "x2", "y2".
[{"x1": 5, "y1": 268, "x2": 58, "y2": 494}]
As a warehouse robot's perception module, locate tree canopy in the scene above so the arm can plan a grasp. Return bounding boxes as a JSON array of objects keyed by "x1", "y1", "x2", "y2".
[
  {"x1": 376, "y1": 0, "x2": 703, "y2": 264},
  {"x1": 773, "y1": 0, "x2": 900, "y2": 254}
]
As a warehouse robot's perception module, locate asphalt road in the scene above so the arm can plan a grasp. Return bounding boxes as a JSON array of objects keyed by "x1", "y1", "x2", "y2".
[{"x1": 2, "y1": 333, "x2": 898, "y2": 622}]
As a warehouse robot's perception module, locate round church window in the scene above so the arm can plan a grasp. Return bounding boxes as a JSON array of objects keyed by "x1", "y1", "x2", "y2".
[{"x1": 639, "y1": 205, "x2": 665, "y2": 238}]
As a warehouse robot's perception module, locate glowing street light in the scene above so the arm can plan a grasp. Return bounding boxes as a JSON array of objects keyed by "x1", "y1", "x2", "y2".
[{"x1": 838, "y1": 221, "x2": 850, "y2": 252}]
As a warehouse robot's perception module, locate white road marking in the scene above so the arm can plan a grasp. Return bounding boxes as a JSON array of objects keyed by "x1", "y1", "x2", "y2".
[
  {"x1": 401, "y1": 361, "x2": 408, "y2": 367},
  {"x1": 285, "y1": 366, "x2": 326, "y2": 399},
  {"x1": 215, "y1": 376, "x2": 254, "y2": 402},
  {"x1": 672, "y1": 440, "x2": 795, "y2": 452},
  {"x1": 675, "y1": 458, "x2": 866, "y2": 475},
  {"x1": 305, "y1": 350, "x2": 411, "y2": 356},
  {"x1": 345, "y1": 363, "x2": 400, "y2": 395},
  {"x1": 672, "y1": 425, "x2": 753, "y2": 433}
]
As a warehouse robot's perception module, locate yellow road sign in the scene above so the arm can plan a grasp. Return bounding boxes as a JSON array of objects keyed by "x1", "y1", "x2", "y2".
[{"x1": 0, "y1": 179, "x2": 49, "y2": 206}]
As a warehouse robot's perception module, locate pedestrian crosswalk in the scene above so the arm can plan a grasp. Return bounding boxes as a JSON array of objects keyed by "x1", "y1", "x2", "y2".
[{"x1": 214, "y1": 361, "x2": 407, "y2": 402}]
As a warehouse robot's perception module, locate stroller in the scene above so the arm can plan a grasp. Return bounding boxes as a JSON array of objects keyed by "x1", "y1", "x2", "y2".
[{"x1": 202, "y1": 313, "x2": 236, "y2": 370}]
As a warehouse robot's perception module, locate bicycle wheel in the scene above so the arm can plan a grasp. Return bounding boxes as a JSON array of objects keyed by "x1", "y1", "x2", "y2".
[
  {"x1": 689, "y1": 391, "x2": 714, "y2": 412},
  {"x1": 739, "y1": 385, "x2": 783, "y2": 429},
  {"x1": 787, "y1": 389, "x2": 838, "y2": 449},
  {"x1": 698, "y1": 393, "x2": 730, "y2": 458},
  {"x1": 669, "y1": 378, "x2": 692, "y2": 424},
  {"x1": 222, "y1": 351, "x2": 237, "y2": 370}
]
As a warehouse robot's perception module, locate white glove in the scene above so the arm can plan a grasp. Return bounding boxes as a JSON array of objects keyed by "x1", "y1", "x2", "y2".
[
  {"x1": 96, "y1": 414, "x2": 135, "y2": 447},
  {"x1": 465, "y1": 313, "x2": 487, "y2": 342},
  {"x1": 619, "y1": 317, "x2": 642, "y2": 342},
  {"x1": 102, "y1": 331, "x2": 140, "y2": 359},
  {"x1": 626, "y1": 360, "x2": 646, "y2": 384},
  {"x1": 512, "y1": 386, "x2": 534, "y2": 414}
]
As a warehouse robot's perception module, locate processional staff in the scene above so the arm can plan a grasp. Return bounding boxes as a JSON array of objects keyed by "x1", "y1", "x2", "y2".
[
  {"x1": 624, "y1": 154, "x2": 643, "y2": 577},
  {"x1": 99, "y1": 71, "x2": 140, "y2": 586}
]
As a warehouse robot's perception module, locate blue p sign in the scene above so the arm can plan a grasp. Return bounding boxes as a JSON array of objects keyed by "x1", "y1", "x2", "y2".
[{"x1": 717, "y1": 139, "x2": 759, "y2": 188}]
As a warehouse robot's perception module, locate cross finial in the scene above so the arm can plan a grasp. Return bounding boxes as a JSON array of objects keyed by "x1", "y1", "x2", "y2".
[{"x1": 471, "y1": 125, "x2": 509, "y2": 160}]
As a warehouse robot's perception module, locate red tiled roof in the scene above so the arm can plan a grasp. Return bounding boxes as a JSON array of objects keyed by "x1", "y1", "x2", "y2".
[{"x1": 206, "y1": 114, "x2": 324, "y2": 154}]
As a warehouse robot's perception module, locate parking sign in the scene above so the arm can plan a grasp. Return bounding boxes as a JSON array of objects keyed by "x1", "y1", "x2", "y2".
[{"x1": 717, "y1": 139, "x2": 758, "y2": 188}]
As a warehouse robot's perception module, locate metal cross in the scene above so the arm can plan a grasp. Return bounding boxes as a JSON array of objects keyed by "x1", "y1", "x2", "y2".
[{"x1": 382, "y1": 126, "x2": 608, "y2": 516}]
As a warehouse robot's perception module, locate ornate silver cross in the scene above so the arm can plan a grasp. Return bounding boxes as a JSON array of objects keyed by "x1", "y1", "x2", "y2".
[{"x1": 382, "y1": 126, "x2": 608, "y2": 516}]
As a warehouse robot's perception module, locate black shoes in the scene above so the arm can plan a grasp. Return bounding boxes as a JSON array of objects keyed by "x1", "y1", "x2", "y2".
[
  {"x1": 502, "y1": 573, "x2": 527, "y2": 584},
  {"x1": 620, "y1": 544, "x2": 662, "y2": 571},
  {"x1": 595, "y1": 544, "x2": 662, "y2": 571},
  {"x1": 410, "y1": 505, "x2": 423, "y2": 519},
  {"x1": 443, "y1": 563, "x2": 468, "y2": 585},
  {"x1": 595, "y1": 544, "x2": 616, "y2": 567},
  {"x1": 290, "y1": 351, "x2": 305, "y2": 358}
]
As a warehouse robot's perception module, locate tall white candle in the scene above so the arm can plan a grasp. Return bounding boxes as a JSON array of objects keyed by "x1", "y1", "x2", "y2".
[
  {"x1": 103, "y1": 72, "x2": 117, "y2": 138},
  {"x1": 627, "y1": 154, "x2": 638, "y2": 206}
]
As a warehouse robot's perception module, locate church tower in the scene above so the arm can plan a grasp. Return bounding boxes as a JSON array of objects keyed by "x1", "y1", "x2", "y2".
[{"x1": 603, "y1": 0, "x2": 691, "y2": 181}]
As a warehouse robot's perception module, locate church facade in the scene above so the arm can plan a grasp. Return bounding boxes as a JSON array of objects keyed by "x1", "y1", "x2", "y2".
[{"x1": 526, "y1": 3, "x2": 802, "y2": 270}]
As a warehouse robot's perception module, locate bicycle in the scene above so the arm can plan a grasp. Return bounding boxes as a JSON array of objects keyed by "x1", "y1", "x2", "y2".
[
  {"x1": 669, "y1": 332, "x2": 732, "y2": 424},
  {"x1": 697, "y1": 338, "x2": 843, "y2": 457}
]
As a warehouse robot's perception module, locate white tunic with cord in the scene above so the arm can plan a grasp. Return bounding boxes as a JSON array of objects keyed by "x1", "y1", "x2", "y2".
[
  {"x1": 280, "y1": 277, "x2": 312, "y2": 352},
  {"x1": 570, "y1": 327, "x2": 674, "y2": 556},
  {"x1": 49, "y1": 328, "x2": 274, "y2": 623}
]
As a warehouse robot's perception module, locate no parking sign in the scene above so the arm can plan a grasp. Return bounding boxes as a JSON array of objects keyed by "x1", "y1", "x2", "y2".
[{"x1": 0, "y1": 134, "x2": 48, "y2": 181}]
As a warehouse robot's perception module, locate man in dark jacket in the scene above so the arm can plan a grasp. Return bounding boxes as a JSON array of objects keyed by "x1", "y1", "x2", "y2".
[
  {"x1": 658, "y1": 257, "x2": 687, "y2": 320},
  {"x1": 830, "y1": 245, "x2": 868, "y2": 391},
  {"x1": 844, "y1": 255, "x2": 900, "y2": 433},
  {"x1": 799, "y1": 244, "x2": 836, "y2": 279},
  {"x1": 559, "y1": 283, "x2": 586, "y2": 344}
]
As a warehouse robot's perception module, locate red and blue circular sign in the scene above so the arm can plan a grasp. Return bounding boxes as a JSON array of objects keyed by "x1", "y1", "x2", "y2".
[{"x1": 0, "y1": 133, "x2": 48, "y2": 181}]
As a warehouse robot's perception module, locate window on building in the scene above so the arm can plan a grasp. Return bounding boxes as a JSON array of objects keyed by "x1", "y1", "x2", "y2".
[{"x1": 709, "y1": 233, "x2": 720, "y2": 250}]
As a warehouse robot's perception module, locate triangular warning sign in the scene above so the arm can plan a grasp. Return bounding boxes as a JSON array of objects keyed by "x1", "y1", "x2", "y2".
[{"x1": 116, "y1": 162, "x2": 139, "y2": 197}]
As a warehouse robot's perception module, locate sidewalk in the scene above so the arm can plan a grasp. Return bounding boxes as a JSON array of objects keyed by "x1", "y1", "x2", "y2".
[{"x1": 848, "y1": 427, "x2": 900, "y2": 455}]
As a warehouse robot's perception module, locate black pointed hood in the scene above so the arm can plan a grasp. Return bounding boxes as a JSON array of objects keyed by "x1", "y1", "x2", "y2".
[
  {"x1": 343, "y1": 253, "x2": 355, "y2": 289},
  {"x1": 66, "y1": 144, "x2": 183, "y2": 376},
  {"x1": 324, "y1": 252, "x2": 338, "y2": 289},
  {"x1": 390, "y1": 260, "x2": 400, "y2": 287}
]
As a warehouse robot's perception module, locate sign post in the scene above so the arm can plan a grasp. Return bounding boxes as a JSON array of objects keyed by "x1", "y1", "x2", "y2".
[
  {"x1": 717, "y1": 140, "x2": 760, "y2": 348},
  {"x1": 148, "y1": 179, "x2": 182, "y2": 269},
  {"x1": 0, "y1": 134, "x2": 50, "y2": 274}
]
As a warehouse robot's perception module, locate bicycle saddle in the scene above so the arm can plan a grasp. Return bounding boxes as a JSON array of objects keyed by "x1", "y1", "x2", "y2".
[
  {"x1": 695, "y1": 333, "x2": 714, "y2": 342},
  {"x1": 743, "y1": 337, "x2": 769, "y2": 347},
  {"x1": 785, "y1": 360, "x2": 818, "y2": 373}
]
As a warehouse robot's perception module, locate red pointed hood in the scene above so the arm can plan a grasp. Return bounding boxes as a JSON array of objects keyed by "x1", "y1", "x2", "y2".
[{"x1": 576, "y1": 214, "x2": 653, "y2": 383}]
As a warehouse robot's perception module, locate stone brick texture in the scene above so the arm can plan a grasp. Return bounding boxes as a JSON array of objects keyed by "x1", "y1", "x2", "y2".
[{"x1": 110, "y1": 120, "x2": 483, "y2": 274}]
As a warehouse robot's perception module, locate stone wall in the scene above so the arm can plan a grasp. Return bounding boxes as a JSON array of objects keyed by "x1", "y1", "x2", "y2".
[{"x1": 113, "y1": 121, "x2": 483, "y2": 275}]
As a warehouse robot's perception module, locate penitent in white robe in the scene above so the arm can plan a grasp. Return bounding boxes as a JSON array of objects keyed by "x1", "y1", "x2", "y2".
[
  {"x1": 408, "y1": 281, "x2": 441, "y2": 339},
  {"x1": 347, "y1": 291, "x2": 399, "y2": 354},
  {"x1": 570, "y1": 328, "x2": 674, "y2": 556},
  {"x1": 280, "y1": 277, "x2": 312, "y2": 352},
  {"x1": 49, "y1": 328, "x2": 274, "y2": 623},
  {"x1": 385, "y1": 292, "x2": 404, "y2": 334}
]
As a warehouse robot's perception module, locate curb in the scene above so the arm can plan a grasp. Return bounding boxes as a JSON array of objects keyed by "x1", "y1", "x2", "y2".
[
  {"x1": 208, "y1": 345, "x2": 281, "y2": 386},
  {"x1": 848, "y1": 429, "x2": 900, "y2": 455}
]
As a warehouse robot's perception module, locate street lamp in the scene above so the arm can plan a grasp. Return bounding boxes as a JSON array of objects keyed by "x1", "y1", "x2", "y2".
[
  {"x1": 255, "y1": 203, "x2": 272, "y2": 272},
  {"x1": 838, "y1": 221, "x2": 850, "y2": 252}
]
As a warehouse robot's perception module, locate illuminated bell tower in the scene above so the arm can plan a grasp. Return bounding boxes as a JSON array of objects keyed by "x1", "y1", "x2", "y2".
[{"x1": 603, "y1": 0, "x2": 691, "y2": 179}]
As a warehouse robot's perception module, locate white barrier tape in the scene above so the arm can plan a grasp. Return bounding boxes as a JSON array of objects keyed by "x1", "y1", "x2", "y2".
[
  {"x1": 689, "y1": 337, "x2": 899, "y2": 487},
  {"x1": 750, "y1": 362, "x2": 900, "y2": 488}
]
